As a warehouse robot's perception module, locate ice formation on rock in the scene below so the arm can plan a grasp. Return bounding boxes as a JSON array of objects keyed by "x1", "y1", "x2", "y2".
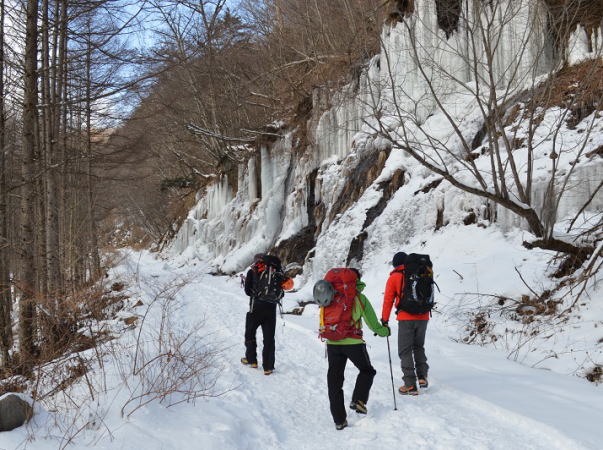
[{"x1": 170, "y1": 0, "x2": 602, "y2": 275}]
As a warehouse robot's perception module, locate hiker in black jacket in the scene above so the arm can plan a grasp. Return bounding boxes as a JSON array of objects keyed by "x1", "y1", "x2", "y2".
[{"x1": 241, "y1": 254, "x2": 293, "y2": 375}]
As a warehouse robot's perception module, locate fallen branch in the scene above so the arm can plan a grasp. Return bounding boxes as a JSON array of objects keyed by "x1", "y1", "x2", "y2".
[
  {"x1": 514, "y1": 267, "x2": 539, "y2": 298},
  {"x1": 523, "y1": 238, "x2": 593, "y2": 257}
]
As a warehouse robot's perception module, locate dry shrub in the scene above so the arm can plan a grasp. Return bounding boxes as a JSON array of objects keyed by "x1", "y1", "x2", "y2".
[
  {"x1": 529, "y1": 59, "x2": 603, "y2": 128},
  {"x1": 5, "y1": 273, "x2": 225, "y2": 448},
  {"x1": 247, "y1": 0, "x2": 383, "y2": 107},
  {"x1": 4, "y1": 274, "x2": 130, "y2": 382},
  {"x1": 463, "y1": 311, "x2": 496, "y2": 345},
  {"x1": 585, "y1": 365, "x2": 602, "y2": 384},
  {"x1": 0, "y1": 376, "x2": 28, "y2": 396},
  {"x1": 115, "y1": 276, "x2": 225, "y2": 418}
]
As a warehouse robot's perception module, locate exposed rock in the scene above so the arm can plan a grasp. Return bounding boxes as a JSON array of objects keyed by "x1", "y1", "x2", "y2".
[
  {"x1": 272, "y1": 168, "x2": 322, "y2": 270},
  {"x1": 414, "y1": 178, "x2": 443, "y2": 195},
  {"x1": 366, "y1": 168, "x2": 405, "y2": 228},
  {"x1": 346, "y1": 231, "x2": 368, "y2": 266},
  {"x1": 435, "y1": 206, "x2": 445, "y2": 231},
  {"x1": 436, "y1": 0, "x2": 463, "y2": 39},
  {"x1": 273, "y1": 225, "x2": 317, "y2": 270},
  {"x1": 329, "y1": 148, "x2": 390, "y2": 223},
  {"x1": 0, "y1": 394, "x2": 33, "y2": 432},
  {"x1": 346, "y1": 168, "x2": 406, "y2": 265},
  {"x1": 386, "y1": 0, "x2": 415, "y2": 24},
  {"x1": 544, "y1": 0, "x2": 603, "y2": 62},
  {"x1": 306, "y1": 169, "x2": 320, "y2": 229},
  {"x1": 463, "y1": 210, "x2": 477, "y2": 225},
  {"x1": 586, "y1": 145, "x2": 603, "y2": 159}
]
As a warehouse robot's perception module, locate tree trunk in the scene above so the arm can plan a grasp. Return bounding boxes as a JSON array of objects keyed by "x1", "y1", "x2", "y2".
[
  {"x1": 42, "y1": 0, "x2": 61, "y2": 307},
  {"x1": 19, "y1": 0, "x2": 40, "y2": 369},
  {"x1": 0, "y1": 0, "x2": 12, "y2": 368},
  {"x1": 57, "y1": 0, "x2": 67, "y2": 290},
  {"x1": 85, "y1": 29, "x2": 101, "y2": 281}
]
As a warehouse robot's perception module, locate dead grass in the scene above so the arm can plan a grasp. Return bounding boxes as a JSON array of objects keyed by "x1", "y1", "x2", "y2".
[
  {"x1": 585, "y1": 365, "x2": 602, "y2": 383},
  {"x1": 529, "y1": 59, "x2": 603, "y2": 128},
  {"x1": 0, "y1": 376, "x2": 28, "y2": 397}
]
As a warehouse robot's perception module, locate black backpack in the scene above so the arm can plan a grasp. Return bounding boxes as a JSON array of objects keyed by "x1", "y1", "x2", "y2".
[
  {"x1": 396, "y1": 253, "x2": 437, "y2": 314},
  {"x1": 252, "y1": 254, "x2": 285, "y2": 304}
]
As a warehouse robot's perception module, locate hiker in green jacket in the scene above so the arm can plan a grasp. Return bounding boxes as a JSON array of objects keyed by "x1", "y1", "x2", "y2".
[{"x1": 316, "y1": 268, "x2": 390, "y2": 430}]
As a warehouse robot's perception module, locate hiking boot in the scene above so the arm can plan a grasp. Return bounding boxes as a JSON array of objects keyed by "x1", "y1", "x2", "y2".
[
  {"x1": 349, "y1": 400, "x2": 367, "y2": 414},
  {"x1": 335, "y1": 420, "x2": 348, "y2": 430},
  {"x1": 398, "y1": 384, "x2": 419, "y2": 395},
  {"x1": 263, "y1": 369, "x2": 274, "y2": 376},
  {"x1": 418, "y1": 378, "x2": 429, "y2": 389},
  {"x1": 240, "y1": 357, "x2": 258, "y2": 368}
]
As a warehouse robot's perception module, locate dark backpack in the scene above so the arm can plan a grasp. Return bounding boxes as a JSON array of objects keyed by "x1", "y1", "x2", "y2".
[
  {"x1": 396, "y1": 253, "x2": 436, "y2": 315},
  {"x1": 252, "y1": 254, "x2": 285, "y2": 304},
  {"x1": 319, "y1": 268, "x2": 363, "y2": 341}
]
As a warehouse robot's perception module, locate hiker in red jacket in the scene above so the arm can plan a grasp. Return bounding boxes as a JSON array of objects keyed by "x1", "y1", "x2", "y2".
[{"x1": 382, "y1": 252, "x2": 429, "y2": 395}]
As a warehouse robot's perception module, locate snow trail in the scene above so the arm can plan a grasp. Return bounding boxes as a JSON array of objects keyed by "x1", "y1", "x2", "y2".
[{"x1": 97, "y1": 251, "x2": 602, "y2": 450}]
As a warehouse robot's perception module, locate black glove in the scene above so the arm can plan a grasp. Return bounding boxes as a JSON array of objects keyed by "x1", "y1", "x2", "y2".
[{"x1": 381, "y1": 319, "x2": 388, "y2": 326}]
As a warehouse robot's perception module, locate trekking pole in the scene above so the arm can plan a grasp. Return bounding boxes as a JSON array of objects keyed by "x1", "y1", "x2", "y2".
[{"x1": 386, "y1": 335, "x2": 398, "y2": 411}]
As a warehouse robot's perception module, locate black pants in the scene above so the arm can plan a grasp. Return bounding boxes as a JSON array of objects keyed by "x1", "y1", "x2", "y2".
[
  {"x1": 244, "y1": 301, "x2": 277, "y2": 371},
  {"x1": 327, "y1": 344, "x2": 376, "y2": 424},
  {"x1": 398, "y1": 320, "x2": 429, "y2": 386}
]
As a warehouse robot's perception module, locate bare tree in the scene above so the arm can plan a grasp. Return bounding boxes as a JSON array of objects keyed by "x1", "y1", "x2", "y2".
[
  {"x1": 0, "y1": 0, "x2": 151, "y2": 372},
  {"x1": 368, "y1": 0, "x2": 601, "y2": 257},
  {"x1": 18, "y1": 0, "x2": 40, "y2": 369},
  {"x1": 0, "y1": 0, "x2": 11, "y2": 368}
]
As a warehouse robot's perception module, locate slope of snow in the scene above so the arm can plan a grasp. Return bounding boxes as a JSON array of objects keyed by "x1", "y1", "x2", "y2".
[{"x1": 3, "y1": 248, "x2": 601, "y2": 449}]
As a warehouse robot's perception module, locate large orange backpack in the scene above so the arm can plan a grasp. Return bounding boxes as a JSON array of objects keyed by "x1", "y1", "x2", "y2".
[{"x1": 319, "y1": 268, "x2": 363, "y2": 341}]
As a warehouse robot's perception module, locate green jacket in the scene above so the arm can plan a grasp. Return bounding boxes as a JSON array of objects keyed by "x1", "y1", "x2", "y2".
[{"x1": 327, "y1": 280, "x2": 390, "y2": 345}]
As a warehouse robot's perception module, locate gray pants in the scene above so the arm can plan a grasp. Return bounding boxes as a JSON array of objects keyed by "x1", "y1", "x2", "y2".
[{"x1": 398, "y1": 320, "x2": 429, "y2": 387}]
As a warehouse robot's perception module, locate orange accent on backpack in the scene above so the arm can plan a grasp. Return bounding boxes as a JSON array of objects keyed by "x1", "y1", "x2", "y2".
[{"x1": 281, "y1": 278, "x2": 294, "y2": 291}]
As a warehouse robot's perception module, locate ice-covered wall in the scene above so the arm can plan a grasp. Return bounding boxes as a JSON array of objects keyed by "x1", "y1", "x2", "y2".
[
  {"x1": 171, "y1": 132, "x2": 297, "y2": 272},
  {"x1": 497, "y1": 162, "x2": 603, "y2": 233},
  {"x1": 379, "y1": 0, "x2": 553, "y2": 123},
  {"x1": 312, "y1": 58, "x2": 381, "y2": 163},
  {"x1": 568, "y1": 26, "x2": 603, "y2": 65},
  {"x1": 170, "y1": 0, "x2": 602, "y2": 274}
]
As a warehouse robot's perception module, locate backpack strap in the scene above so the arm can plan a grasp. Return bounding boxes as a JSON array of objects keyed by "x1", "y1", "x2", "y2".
[
  {"x1": 394, "y1": 268, "x2": 405, "y2": 312},
  {"x1": 433, "y1": 280, "x2": 441, "y2": 292}
]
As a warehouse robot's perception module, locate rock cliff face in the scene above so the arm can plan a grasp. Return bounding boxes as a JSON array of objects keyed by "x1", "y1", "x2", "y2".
[
  {"x1": 170, "y1": 1, "x2": 602, "y2": 278},
  {"x1": 544, "y1": 0, "x2": 603, "y2": 59}
]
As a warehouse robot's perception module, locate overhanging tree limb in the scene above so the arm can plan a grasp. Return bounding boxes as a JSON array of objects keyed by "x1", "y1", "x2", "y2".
[{"x1": 186, "y1": 123, "x2": 255, "y2": 143}]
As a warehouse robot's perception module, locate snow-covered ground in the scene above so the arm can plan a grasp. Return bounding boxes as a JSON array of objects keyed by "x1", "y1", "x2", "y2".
[{"x1": 4, "y1": 246, "x2": 601, "y2": 450}]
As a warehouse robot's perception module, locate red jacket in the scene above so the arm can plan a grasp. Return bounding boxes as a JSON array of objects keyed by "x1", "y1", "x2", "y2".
[{"x1": 382, "y1": 265, "x2": 430, "y2": 321}]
